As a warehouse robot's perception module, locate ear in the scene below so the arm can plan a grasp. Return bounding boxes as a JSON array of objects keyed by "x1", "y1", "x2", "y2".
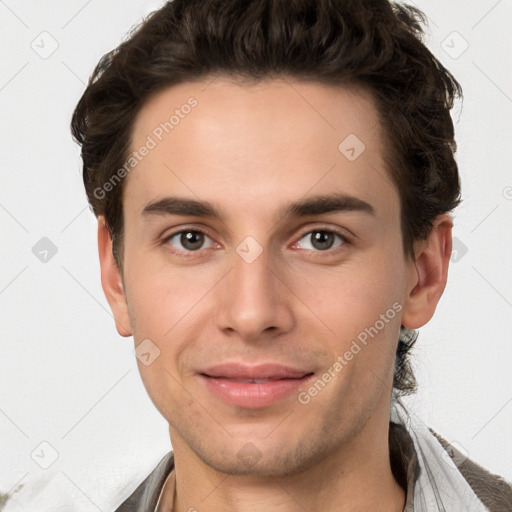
[
  {"x1": 97, "y1": 216, "x2": 132, "y2": 337},
  {"x1": 401, "y1": 214, "x2": 453, "y2": 330}
]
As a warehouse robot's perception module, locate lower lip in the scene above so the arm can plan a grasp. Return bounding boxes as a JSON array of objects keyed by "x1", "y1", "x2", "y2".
[{"x1": 199, "y1": 374, "x2": 314, "y2": 408}]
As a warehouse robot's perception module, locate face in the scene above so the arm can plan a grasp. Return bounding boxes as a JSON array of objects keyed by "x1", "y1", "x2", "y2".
[{"x1": 103, "y1": 77, "x2": 428, "y2": 476}]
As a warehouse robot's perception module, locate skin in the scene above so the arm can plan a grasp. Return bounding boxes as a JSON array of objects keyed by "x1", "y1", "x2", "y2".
[{"x1": 98, "y1": 77, "x2": 452, "y2": 511}]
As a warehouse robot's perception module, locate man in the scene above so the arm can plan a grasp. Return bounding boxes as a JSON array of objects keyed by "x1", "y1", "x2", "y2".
[{"x1": 71, "y1": 0, "x2": 512, "y2": 510}]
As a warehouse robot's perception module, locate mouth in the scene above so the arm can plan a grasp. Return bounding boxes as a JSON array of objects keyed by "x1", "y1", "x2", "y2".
[
  {"x1": 204, "y1": 377, "x2": 300, "y2": 383},
  {"x1": 200, "y1": 362, "x2": 313, "y2": 380},
  {"x1": 197, "y1": 363, "x2": 315, "y2": 408}
]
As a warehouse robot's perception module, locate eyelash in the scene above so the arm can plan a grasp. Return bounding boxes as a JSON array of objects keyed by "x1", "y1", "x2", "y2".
[{"x1": 161, "y1": 226, "x2": 350, "y2": 258}]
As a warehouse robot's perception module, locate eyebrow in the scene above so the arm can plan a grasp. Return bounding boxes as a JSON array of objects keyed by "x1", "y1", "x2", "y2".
[{"x1": 141, "y1": 192, "x2": 375, "y2": 222}]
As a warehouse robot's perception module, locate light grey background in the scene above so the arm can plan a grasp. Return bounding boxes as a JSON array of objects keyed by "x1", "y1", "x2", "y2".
[{"x1": 1, "y1": 0, "x2": 511, "y2": 510}]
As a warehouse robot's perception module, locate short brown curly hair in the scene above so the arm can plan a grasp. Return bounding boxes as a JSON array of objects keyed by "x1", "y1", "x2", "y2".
[{"x1": 71, "y1": 0, "x2": 463, "y2": 395}]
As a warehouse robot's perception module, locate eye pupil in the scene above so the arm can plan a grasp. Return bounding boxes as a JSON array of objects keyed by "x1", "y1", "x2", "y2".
[
  {"x1": 181, "y1": 231, "x2": 204, "y2": 250},
  {"x1": 311, "y1": 231, "x2": 335, "y2": 250}
]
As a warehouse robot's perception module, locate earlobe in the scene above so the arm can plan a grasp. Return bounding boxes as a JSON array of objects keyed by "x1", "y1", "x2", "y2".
[
  {"x1": 400, "y1": 214, "x2": 453, "y2": 330},
  {"x1": 97, "y1": 216, "x2": 132, "y2": 337}
]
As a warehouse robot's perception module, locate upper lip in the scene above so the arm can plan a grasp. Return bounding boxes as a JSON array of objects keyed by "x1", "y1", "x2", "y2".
[{"x1": 200, "y1": 363, "x2": 313, "y2": 380}]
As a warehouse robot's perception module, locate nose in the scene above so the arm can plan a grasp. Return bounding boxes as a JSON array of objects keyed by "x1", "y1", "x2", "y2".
[{"x1": 215, "y1": 244, "x2": 295, "y2": 341}]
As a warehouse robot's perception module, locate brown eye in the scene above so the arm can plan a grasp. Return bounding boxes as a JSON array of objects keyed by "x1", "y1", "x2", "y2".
[
  {"x1": 296, "y1": 230, "x2": 347, "y2": 252},
  {"x1": 165, "y1": 230, "x2": 214, "y2": 253},
  {"x1": 180, "y1": 231, "x2": 204, "y2": 250}
]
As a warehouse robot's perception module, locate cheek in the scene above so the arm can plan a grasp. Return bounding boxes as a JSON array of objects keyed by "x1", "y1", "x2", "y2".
[
  {"x1": 136, "y1": 361, "x2": 190, "y2": 423},
  {"x1": 296, "y1": 253, "x2": 405, "y2": 390},
  {"x1": 125, "y1": 253, "x2": 207, "y2": 338},
  {"x1": 296, "y1": 259, "x2": 403, "y2": 335},
  {"x1": 124, "y1": 259, "x2": 216, "y2": 391}
]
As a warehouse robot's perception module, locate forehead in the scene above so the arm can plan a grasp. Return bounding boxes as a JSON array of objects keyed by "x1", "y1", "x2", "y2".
[{"x1": 124, "y1": 77, "x2": 397, "y2": 224}]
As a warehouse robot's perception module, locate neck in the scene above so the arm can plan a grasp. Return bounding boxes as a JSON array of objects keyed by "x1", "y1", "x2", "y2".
[{"x1": 169, "y1": 411, "x2": 405, "y2": 512}]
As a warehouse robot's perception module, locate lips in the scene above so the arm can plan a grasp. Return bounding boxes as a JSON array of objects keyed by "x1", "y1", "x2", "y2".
[
  {"x1": 198, "y1": 363, "x2": 315, "y2": 408},
  {"x1": 218, "y1": 378, "x2": 277, "y2": 383},
  {"x1": 200, "y1": 363, "x2": 312, "y2": 381}
]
